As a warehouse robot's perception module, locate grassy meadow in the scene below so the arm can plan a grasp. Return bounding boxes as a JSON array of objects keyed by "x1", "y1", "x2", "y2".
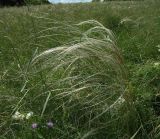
[{"x1": 0, "y1": 1, "x2": 160, "y2": 139}]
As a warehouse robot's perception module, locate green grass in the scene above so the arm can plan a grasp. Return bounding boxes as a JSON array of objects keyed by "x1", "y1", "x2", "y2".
[{"x1": 0, "y1": 1, "x2": 160, "y2": 139}]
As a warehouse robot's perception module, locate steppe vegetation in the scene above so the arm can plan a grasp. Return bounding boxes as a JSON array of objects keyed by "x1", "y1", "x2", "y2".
[{"x1": 0, "y1": 0, "x2": 160, "y2": 138}]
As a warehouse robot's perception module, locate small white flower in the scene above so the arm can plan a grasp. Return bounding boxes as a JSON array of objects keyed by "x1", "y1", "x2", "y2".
[
  {"x1": 154, "y1": 62, "x2": 160, "y2": 67},
  {"x1": 26, "y1": 112, "x2": 33, "y2": 120},
  {"x1": 156, "y1": 45, "x2": 160, "y2": 52},
  {"x1": 156, "y1": 45, "x2": 160, "y2": 48},
  {"x1": 117, "y1": 96, "x2": 125, "y2": 105},
  {"x1": 12, "y1": 111, "x2": 25, "y2": 120}
]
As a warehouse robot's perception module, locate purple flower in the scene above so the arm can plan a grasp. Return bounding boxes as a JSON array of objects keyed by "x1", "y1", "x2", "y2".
[
  {"x1": 46, "y1": 121, "x2": 54, "y2": 128},
  {"x1": 31, "y1": 123, "x2": 38, "y2": 129}
]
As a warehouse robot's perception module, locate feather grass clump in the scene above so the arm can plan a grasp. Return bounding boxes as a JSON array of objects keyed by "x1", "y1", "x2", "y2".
[{"x1": 31, "y1": 20, "x2": 128, "y2": 137}]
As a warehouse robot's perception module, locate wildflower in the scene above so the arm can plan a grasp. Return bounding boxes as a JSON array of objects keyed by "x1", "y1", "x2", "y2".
[
  {"x1": 156, "y1": 45, "x2": 160, "y2": 52},
  {"x1": 46, "y1": 121, "x2": 54, "y2": 128},
  {"x1": 117, "y1": 96, "x2": 125, "y2": 105},
  {"x1": 32, "y1": 123, "x2": 38, "y2": 129},
  {"x1": 154, "y1": 62, "x2": 160, "y2": 67},
  {"x1": 156, "y1": 44, "x2": 160, "y2": 48},
  {"x1": 26, "y1": 112, "x2": 33, "y2": 120},
  {"x1": 12, "y1": 111, "x2": 25, "y2": 120}
]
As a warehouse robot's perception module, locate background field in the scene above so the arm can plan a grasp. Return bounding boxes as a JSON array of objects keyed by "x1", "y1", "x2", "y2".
[{"x1": 0, "y1": 1, "x2": 160, "y2": 139}]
